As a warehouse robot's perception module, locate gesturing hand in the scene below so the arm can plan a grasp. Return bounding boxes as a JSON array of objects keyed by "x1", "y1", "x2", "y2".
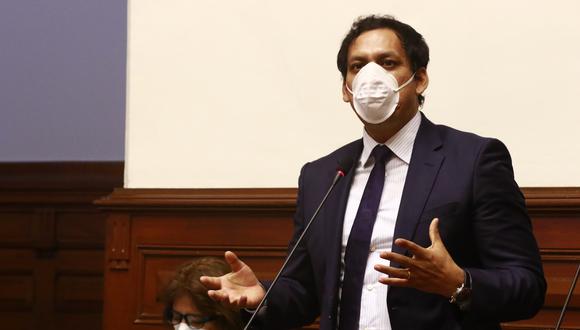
[
  {"x1": 374, "y1": 218, "x2": 465, "y2": 298},
  {"x1": 200, "y1": 251, "x2": 266, "y2": 309}
]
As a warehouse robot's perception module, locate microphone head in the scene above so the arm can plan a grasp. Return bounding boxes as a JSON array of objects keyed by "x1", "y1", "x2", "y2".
[{"x1": 337, "y1": 156, "x2": 355, "y2": 177}]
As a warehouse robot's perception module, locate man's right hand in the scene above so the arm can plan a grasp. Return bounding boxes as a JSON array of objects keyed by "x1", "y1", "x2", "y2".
[{"x1": 200, "y1": 251, "x2": 266, "y2": 309}]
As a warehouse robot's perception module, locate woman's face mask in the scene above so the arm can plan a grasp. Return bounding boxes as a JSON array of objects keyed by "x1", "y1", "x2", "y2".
[
  {"x1": 346, "y1": 61, "x2": 415, "y2": 124},
  {"x1": 174, "y1": 321, "x2": 204, "y2": 330},
  {"x1": 171, "y1": 309, "x2": 215, "y2": 330}
]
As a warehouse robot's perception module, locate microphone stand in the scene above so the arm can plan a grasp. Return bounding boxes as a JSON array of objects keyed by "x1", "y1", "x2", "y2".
[
  {"x1": 555, "y1": 262, "x2": 580, "y2": 330},
  {"x1": 243, "y1": 168, "x2": 348, "y2": 330}
]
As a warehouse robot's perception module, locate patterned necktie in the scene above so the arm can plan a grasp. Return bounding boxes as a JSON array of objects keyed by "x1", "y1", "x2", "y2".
[{"x1": 338, "y1": 144, "x2": 392, "y2": 330}]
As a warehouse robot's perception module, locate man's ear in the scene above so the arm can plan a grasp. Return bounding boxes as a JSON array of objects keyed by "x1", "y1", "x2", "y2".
[
  {"x1": 415, "y1": 67, "x2": 429, "y2": 95},
  {"x1": 342, "y1": 80, "x2": 352, "y2": 103}
]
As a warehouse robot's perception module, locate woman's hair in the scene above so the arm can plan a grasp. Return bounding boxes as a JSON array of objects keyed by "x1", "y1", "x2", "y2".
[{"x1": 161, "y1": 257, "x2": 242, "y2": 330}]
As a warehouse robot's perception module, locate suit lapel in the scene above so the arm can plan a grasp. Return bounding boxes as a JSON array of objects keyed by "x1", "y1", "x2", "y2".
[{"x1": 391, "y1": 114, "x2": 444, "y2": 261}]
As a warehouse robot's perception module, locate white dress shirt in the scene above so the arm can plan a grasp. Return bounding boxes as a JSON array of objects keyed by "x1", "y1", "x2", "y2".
[{"x1": 339, "y1": 111, "x2": 421, "y2": 330}]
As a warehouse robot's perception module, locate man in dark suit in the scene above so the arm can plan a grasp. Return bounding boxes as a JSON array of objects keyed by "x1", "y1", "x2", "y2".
[{"x1": 201, "y1": 15, "x2": 546, "y2": 329}]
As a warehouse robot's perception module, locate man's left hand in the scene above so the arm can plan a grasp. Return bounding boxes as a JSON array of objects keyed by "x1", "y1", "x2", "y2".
[{"x1": 374, "y1": 218, "x2": 464, "y2": 298}]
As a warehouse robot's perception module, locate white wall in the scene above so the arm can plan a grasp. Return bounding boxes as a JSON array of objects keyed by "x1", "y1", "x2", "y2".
[{"x1": 124, "y1": 0, "x2": 580, "y2": 188}]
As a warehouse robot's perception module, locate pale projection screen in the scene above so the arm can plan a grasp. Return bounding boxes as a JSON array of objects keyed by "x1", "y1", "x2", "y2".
[{"x1": 125, "y1": 0, "x2": 580, "y2": 188}]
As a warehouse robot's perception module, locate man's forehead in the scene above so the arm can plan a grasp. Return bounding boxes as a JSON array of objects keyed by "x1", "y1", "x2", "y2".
[{"x1": 347, "y1": 28, "x2": 405, "y2": 60}]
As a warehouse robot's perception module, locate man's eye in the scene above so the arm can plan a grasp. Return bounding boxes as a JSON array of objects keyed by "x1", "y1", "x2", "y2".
[
  {"x1": 382, "y1": 60, "x2": 395, "y2": 68},
  {"x1": 350, "y1": 63, "x2": 363, "y2": 71},
  {"x1": 381, "y1": 60, "x2": 396, "y2": 68}
]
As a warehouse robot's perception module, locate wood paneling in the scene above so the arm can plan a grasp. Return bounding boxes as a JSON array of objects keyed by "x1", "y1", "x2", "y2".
[
  {"x1": 56, "y1": 211, "x2": 107, "y2": 248},
  {"x1": 96, "y1": 187, "x2": 580, "y2": 330},
  {"x1": 0, "y1": 162, "x2": 123, "y2": 330},
  {"x1": 0, "y1": 273, "x2": 34, "y2": 310},
  {"x1": 0, "y1": 211, "x2": 36, "y2": 246},
  {"x1": 133, "y1": 246, "x2": 286, "y2": 325}
]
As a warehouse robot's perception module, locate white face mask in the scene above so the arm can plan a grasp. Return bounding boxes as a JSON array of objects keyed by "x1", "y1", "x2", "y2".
[
  {"x1": 174, "y1": 321, "x2": 203, "y2": 330},
  {"x1": 346, "y1": 61, "x2": 415, "y2": 124}
]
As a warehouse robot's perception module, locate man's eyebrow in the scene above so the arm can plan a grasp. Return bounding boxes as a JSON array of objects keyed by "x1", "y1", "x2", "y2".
[
  {"x1": 375, "y1": 51, "x2": 400, "y2": 58},
  {"x1": 348, "y1": 51, "x2": 400, "y2": 63},
  {"x1": 347, "y1": 55, "x2": 367, "y2": 62}
]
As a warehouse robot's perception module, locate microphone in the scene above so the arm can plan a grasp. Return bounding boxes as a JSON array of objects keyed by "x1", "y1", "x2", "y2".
[
  {"x1": 555, "y1": 262, "x2": 580, "y2": 330},
  {"x1": 243, "y1": 156, "x2": 355, "y2": 330}
]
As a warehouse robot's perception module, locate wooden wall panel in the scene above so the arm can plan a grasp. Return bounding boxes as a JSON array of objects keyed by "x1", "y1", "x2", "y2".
[
  {"x1": 534, "y1": 216, "x2": 580, "y2": 249},
  {"x1": 0, "y1": 162, "x2": 123, "y2": 330},
  {"x1": 133, "y1": 246, "x2": 286, "y2": 326},
  {"x1": 0, "y1": 312, "x2": 34, "y2": 330},
  {"x1": 498, "y1": 188, "x2": 580, "y2": 330},
  {"x1": 0, "y1": 273, "x2": 34, "y2": 310},
  {"x1": 56, "y1": 211, "x2": 107, "y2": 248},
  {"x1": 0, "y1": 211, "x2": 36, "y2": 246},
  {"x1": 97, "y1": 187, "x2": 580, "y2": 330}
]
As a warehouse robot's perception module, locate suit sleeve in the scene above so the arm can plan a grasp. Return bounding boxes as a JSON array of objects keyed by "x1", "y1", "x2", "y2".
[
  {"x1": 465, "y1": 139, "x2": 546, "y2": 321},
  {"x1": 257, "y1": 162, "x2": 320, "y2": 329}
]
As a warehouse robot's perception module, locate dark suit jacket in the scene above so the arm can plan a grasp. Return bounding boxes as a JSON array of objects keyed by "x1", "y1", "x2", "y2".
[{"x1": 256, "y1": 114, "x2": 546, "y2": 330}]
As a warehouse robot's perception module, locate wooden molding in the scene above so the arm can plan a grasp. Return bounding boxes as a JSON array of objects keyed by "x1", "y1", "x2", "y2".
[
  {"x1": 95, "y1": 188, "x2": 297, "y2": 210},
  {"x1": 95, "y1": 187, "x2": 580, "y2": 211},
  {"x1": 106, "y1": 214, "x2": 131, "y2": 271},
  {"x1": 0, "y1": 162, "x2": 124, "y2": 190},
  {"x1": 0, "y1": 162, "x2": 124, "y2": 205},
  {"x1": 522, "y1": 187, "x2": 580, "y2": 212}
]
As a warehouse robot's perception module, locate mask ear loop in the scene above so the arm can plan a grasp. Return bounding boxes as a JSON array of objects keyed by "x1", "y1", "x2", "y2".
[
  {"x1": 394, "y1": 73, "x2": 416, "y2": 92},
  {"x1": 345, "y1": 72, "x2": 415, "y2": 95},
  {"x1": 345, "y1": 83, "x2": 354, "y2": 95}
]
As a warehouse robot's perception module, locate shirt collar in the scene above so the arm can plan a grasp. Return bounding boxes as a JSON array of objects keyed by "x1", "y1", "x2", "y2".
[{"x1": 359, "y1": 111, "x2": 421, "y2": 167}]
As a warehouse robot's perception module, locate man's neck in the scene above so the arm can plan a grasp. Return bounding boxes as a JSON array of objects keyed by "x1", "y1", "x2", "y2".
[{"x1": 364, "y1": 108, "x2": 419, "y2": 143}]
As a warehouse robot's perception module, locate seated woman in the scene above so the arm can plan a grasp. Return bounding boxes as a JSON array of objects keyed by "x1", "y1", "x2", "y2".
[{"x1": 162, "y1": 257, "x2": 242, "y2": 330}]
